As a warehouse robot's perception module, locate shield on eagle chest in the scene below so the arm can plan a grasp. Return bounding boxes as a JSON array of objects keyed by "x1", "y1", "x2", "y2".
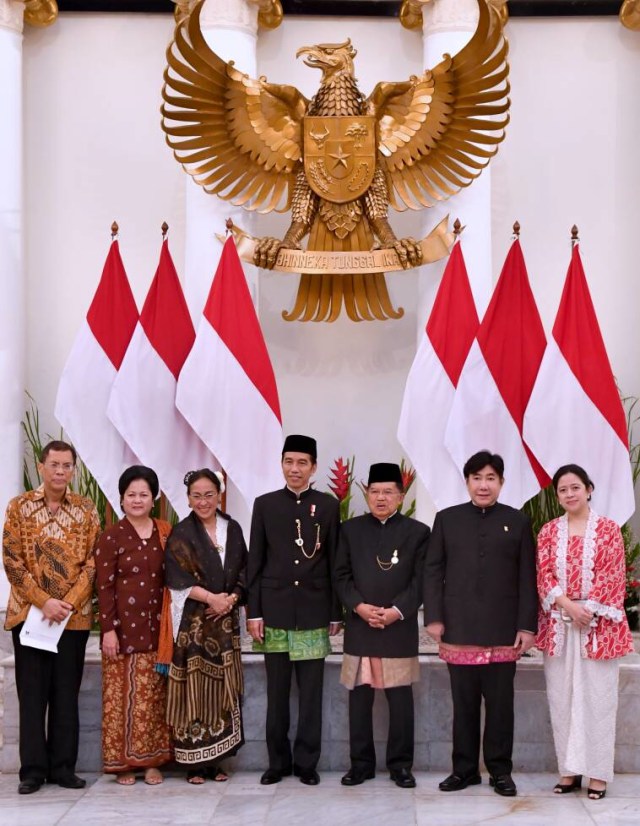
[{"x1": 304, "y1": 116, "x2": 376, "y2": 204}]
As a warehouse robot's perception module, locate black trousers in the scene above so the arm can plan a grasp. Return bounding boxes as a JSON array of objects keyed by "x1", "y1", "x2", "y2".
[
  {"x1": 12, "y1": 625, "x2": 89, "y2": 782},
  {"x1": 447, "y1": 661, "x2": 516, "y2": 779},
  {"x1": 264, "y1": 652, "x2": 324, "y2": 772},
  {"x1": 349, "y1": 684, "x2": 414, "y2": 772}
]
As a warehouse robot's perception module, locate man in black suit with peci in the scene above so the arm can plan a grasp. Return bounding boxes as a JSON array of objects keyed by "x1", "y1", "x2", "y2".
[
  {"x1": 334, "y1": 462, "x2": 430, "y2": 789},
  {"x1": 247, "y1": 434, "x2": 342, "y2": 786}
]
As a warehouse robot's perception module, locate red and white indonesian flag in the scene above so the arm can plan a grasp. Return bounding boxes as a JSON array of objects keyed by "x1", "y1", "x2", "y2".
[
  {"x1": 397, "y1": 242, "x2": 479, "y2": 509},
  {"x1": 176, "y1": 237, "x2": 283, "y2": 510},
  {"x1": 445, "y1": 240, "x2": 549, "y2": 508},
  {"x1": 55, "y1": 240, "x2": 139, "y2": 513},
  {"x1": 524, "y1": 245, "x2": 634, "y2": 524},
  {"x1": 107, "y1": 240, "x2": 216, "y2": 519}
]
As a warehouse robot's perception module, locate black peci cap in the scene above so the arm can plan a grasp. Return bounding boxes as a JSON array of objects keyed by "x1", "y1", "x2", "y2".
[
  {"x1": 282, "y1": 434, "x2": 317, "y2": 462},
  {"x1": 367, "y1": 463, "x2": 403, "y2": 488}
]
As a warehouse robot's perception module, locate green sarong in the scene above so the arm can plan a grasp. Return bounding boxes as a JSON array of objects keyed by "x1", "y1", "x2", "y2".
[{"x1": 253, "y1": 626, "x2": 331, "y2": 661}]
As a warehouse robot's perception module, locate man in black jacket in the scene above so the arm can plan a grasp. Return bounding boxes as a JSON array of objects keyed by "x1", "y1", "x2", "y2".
[
  {"x1": 247, "y1": 435, "x2": 341, "y2": 786},
  {"x1": 423, "y1": 451, "x2": 537, "y2": 797},
  {"x1": 334, "y1": 463, "x2": 430, "y2": 789}
]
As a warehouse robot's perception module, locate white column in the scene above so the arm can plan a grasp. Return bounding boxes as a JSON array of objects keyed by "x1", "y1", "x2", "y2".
[
  {"x1": 183, "y1": 0, "x2": 262, "y2": 529},
  {"x1": 413, "y1": 0, "x2": 496, "y2": 524},
  {"x1": 419, "y1": 0, "x2": 494, "y2": 320},
  {"x1": 183, "y1": 0, "x2": 260, "y2": 320},
  {"x1": 0, "y1": 0, "x2": 25, "y2": 603}
]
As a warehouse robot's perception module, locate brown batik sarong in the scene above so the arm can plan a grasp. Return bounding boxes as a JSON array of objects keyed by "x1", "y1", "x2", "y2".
[{"x1": 101, "y1": 651, "x2": 172, "y2": 772}]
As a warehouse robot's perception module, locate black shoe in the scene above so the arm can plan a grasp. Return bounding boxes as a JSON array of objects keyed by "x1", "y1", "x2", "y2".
[
  {"x1": 341, "y1": 767, "x2": 375, "y2": 787},
  {"x1": 587, "y1": 785, "x2": 607, "y2": 800},
  {"x1": 553, "y1": 775, "x2": 582, "y2": 794},
  {"x1": 389, "y1": 768, "x2": 416, "y2": 789},
  {"x1": 260, "y1": 768, "x2": 292, "y2": 785},
  {"x1": 55, "y1": 774, "x2": 86, "y2": 790},
  {"x1": 490, "y1": 774, "x2": 517, "y2": 797},
  {"x1": 18, "y1": 779, "x2": 43, "y2": 795},
  {"x1": 294, "y1": 767, "x2": 320, "y2": 786},
  {"x1": 439, "y1": 773, "x2": 482, "y2": 792}
]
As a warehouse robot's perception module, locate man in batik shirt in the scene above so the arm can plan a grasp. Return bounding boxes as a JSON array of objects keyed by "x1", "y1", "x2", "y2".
[{"x1": 3, "y1": 440, "x2": 99, "y2": 795}]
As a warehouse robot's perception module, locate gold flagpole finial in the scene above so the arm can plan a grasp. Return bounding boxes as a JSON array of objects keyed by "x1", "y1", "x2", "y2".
[
  {"x1": 571, "y1": 224, "x2": 580, "y2": 246},
  {"x1": 161, "y1": 221, "x2": 169, "y2": 238},
  {"x1": 453, "y1": 218, "x2": 465, "y2": 237},
  {"x1": 512, "y1": 220, "x2": 521, "y2": 239},
  {"x1": 225, "y1": 218, "x2": 234, "y2": 236},
  {"x1": 111, "y1": 221, "x2": 119, "y2": 239}
]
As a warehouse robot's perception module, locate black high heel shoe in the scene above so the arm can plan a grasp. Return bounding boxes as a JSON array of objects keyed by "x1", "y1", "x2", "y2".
[
  {"x1": 553, "y1": 775, "x2": 582, "y2": 794},
  {"x1": 587, "y1": 784, "x2": 606, "y2": 800}
]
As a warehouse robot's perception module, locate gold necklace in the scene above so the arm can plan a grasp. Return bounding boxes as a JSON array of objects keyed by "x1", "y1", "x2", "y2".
[
  {"x1": 376, "y1": 549, "x2": 399, "y2": 571},
  {"x1": 205, "y1": 522, "x2": 223, "y2": 554},
  {"x1": 295, "y1": 519, "x2": 321, "y2": 559}
]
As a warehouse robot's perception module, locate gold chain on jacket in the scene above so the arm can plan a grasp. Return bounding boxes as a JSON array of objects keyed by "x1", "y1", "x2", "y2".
[
  {"x1": 295, "y1": 519, "x2": 321, "y2": 559},
  {"x1": 376, "y1": 549, "x2": 399, "y2": 571}
]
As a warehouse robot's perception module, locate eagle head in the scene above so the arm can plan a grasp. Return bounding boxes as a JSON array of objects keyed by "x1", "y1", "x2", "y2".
[{"x1": 296, "y1": 39, "x2": 357, "y2": 84}]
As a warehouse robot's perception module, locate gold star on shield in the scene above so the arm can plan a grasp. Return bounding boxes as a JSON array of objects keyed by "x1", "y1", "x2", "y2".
[{"x1": 328, "y1": 143, "x2": 350, "y2": 171}]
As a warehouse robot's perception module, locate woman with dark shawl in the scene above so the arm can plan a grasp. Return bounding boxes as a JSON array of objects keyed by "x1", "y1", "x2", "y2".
[{"x1": 164, "y1": 469, "x2": 247, "y2": 784}]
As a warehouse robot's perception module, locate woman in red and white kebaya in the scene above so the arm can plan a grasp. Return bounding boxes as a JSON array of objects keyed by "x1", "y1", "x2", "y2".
[{"x1": 536, "y1": 464, "x2": 633, "y2": 801}]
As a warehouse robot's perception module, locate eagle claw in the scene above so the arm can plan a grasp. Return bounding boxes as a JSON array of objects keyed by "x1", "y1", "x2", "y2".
[
  {"x1": 253, "y1": 237, "x2": 295, "y2": 270},
  {"x1": 392, "y1": 237, "x2": 423, "y2": 269}
]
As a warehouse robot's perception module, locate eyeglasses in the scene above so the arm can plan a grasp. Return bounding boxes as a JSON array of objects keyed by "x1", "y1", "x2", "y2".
[
  {"x1": 44, "y1": 462, "x2": 75, "y2": 472},
  {"x1": 189, "y1": 492, "x2": 218, "y2": 501},
  {"x1": 368, "y1": 489, "x2": 402, "y2": 498}
]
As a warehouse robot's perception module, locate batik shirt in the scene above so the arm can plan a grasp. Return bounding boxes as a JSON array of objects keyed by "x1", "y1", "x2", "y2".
[{"x1": 3, "y1": 485, "x2": 99, "y2": 630}]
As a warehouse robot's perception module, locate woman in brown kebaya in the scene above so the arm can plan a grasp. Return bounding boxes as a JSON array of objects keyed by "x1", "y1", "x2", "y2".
[{"x1": 96, "y1": 465, "x2": 172, "y2": 786}]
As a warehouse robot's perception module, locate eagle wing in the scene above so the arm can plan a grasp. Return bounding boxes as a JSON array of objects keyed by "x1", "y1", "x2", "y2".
[
  {"x1": 368, "y1": 0, "x2": 509, "y2": 211},
  {"x1": 161, "y1": 0, "x2": 308, "y2": 214}
]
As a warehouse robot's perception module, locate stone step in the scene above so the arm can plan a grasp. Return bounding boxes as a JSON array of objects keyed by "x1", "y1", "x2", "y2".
[{"x1": 2, "y1": 642, "x2": 639, "y2": 774}]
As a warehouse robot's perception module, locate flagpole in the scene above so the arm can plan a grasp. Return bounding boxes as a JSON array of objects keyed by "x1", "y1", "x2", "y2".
[
  {"x1": 105, "y1": 218, "x2": 119, "y2": 526},
  {"x1": 157, "y1": 219, "x2": 169, "y2": 524}
]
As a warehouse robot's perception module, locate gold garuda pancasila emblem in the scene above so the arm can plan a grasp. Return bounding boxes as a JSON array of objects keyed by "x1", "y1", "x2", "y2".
[{"x1": 161, "y1": 0, "x2": 509, "y2": 322}]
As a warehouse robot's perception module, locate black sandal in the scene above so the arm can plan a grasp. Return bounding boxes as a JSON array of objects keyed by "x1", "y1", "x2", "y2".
[
  {"x1": 187, "y1": 769, "x2": 206, "y2": 785},
  {"x1": 206, "y1": 766, "x2": 229, "y2": 782},
  {"x1": 553, "y1": 775, "x2": 582, "y2": 794}
]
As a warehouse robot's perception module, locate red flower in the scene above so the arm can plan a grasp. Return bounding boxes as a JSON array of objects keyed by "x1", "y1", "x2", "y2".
[
  {"x1": 400, "y1": 459, "x2": 416, "y2": 493},
  {"x1": 328, "y1": 457, "x2": 353, "y2": 502}
]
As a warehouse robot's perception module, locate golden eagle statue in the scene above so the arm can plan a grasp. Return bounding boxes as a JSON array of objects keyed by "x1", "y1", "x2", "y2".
[{"x1": 161, "y1": 0, "x2": 509, "y2": 322}]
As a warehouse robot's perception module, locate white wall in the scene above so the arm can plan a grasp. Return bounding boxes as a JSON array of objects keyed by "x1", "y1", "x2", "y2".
[
  {"x1": 20, "y1": 10, "x2": 640, "y2": 522},
  {"x1": 23, "y1": 12, "x2": 185, "y2": 430}
]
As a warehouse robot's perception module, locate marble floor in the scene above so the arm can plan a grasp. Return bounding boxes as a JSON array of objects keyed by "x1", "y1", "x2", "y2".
[{"x1": 0, "y1": 772, "x2": 639, "y2": 826}]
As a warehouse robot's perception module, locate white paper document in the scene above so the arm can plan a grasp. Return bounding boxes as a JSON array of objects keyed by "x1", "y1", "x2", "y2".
[{"x1": 19, "y1": 606, "x2": 72, "y2": 653}]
